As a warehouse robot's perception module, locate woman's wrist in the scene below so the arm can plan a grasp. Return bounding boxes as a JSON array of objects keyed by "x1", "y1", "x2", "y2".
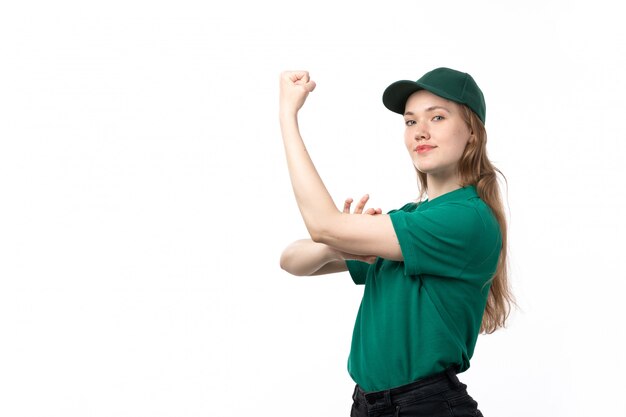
[{"x1": 279, "y1": 106, "x2": 298, "y2": 120}]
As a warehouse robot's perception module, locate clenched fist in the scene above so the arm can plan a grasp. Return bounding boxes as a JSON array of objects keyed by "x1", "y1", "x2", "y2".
[{"x1": 279, "y1": 71, "x2": 317, "y2": 116}]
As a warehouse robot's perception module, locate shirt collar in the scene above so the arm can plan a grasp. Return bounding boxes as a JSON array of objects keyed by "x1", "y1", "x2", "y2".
[{"x1": 421, "y1": 185, "x2": 478, "y2": 209}]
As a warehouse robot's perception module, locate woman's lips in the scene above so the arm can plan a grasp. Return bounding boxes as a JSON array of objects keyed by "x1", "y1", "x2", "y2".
[{"x1": 416, "y1": 145, "x2": 436, "y2": 154}]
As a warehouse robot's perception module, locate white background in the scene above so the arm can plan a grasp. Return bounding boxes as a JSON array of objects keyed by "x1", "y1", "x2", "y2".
[{"x1": 1, "y1": 1, "x2": 625, "y2": 416}]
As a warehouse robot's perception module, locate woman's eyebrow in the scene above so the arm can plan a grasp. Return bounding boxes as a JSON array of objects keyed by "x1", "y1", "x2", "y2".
[
  {"x1": 404, "y1": 106, "x2": 451, "y2": 116},
  {"x1": 426, "y1": 105, "x2": 451, "y2": 113}
]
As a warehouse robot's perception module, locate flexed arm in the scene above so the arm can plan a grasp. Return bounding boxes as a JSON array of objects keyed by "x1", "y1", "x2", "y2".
[{"x1": 279, "y1": 71, "x2": 403, "y2": 261}]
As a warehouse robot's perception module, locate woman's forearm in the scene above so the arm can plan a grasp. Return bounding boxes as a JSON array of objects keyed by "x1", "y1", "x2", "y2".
[{"x1": 279, "y1": 112, "x2": 341, "y2": 241}]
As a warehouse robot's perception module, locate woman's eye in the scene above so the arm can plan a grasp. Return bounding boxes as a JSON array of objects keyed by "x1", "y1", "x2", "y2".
[
  {"x1": 405, "y1": 120, "x2": 415, "y2": 126},
  {"x1": 432, "y1": 115, "x2": 444, "y2": 121}
]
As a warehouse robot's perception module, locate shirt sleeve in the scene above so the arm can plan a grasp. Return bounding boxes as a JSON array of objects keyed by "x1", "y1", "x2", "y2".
[
  {"x1": 346, "y1": 260, "x2": 369, "y2": 285},
  {"x1": 389, "y1": 201, "x2": 499, "y2": 279}
]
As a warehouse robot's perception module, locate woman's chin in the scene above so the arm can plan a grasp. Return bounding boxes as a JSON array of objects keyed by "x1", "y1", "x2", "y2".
[{"x1": 415, "y1": 164, "x2": 434, "y2": 174}]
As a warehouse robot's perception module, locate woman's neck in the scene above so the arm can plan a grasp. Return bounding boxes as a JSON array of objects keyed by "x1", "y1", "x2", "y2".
[{"x1": 425, "y1": 174, "x2": 463, "y2": 201}]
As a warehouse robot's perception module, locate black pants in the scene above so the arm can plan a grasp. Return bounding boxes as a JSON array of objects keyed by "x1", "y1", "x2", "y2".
[{"x1": 350, "y1": 367, "x2": 483, "y2": 417}]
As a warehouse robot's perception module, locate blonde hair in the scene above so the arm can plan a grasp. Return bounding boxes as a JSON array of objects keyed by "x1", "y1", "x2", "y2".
[{"x1": 415, "y1": 105, "x2": 515, "y2": 334}]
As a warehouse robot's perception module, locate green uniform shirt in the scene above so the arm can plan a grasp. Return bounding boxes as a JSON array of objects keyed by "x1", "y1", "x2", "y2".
[{"x1": 346, "y1": 186, "x2": 501, "y2": 392}]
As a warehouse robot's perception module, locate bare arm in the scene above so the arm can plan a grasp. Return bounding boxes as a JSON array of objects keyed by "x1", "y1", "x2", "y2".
[
  {"x1": 280, "y1": 239, "x2": 347, "y2": 276},
  {"x1": 280, "y1": 196, "x2": 380, "y2": 276},
  {"x1": 279, "y1": 71, "x2": 403, "y2": 261}
]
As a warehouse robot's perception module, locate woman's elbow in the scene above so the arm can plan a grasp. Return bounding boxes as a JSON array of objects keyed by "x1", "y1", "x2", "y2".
[
  {"x1": 307, "y1": 213, "x2": 345, "y2": 245},
  {"x1": 279, "y1": 249, "x2": 293, "y2": 273},
  {"x1": 308, "y1": 223, "x2": 331, "y2": 245},
  {"x1": 279, "y1": 246, "x2": 302, "y2": 275},
  {"x1": 280, "y1": 262, "x2": 307, "y2": 277}
]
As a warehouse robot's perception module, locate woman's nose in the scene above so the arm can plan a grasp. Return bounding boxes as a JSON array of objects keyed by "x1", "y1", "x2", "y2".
[{"x1": 413, "y1": 123, "x2": 430, "y2": 140}]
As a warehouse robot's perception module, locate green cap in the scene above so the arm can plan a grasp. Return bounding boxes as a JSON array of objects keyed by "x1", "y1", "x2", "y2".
[{"x1": 382, "y1": 67, "x2": 486, "y2": 124}]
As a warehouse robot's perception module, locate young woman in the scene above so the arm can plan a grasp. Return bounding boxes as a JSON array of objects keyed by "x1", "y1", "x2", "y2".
[{"x1": 278, "y1": 67, "x2": 513, "y2": 417}]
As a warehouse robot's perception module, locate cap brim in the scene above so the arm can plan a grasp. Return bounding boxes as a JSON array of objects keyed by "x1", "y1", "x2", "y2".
[
  {"x1": 382, "y1": 80, "x2": 466, "y2": 115},
  {"x1": 382, "y1": 80, "x2": 424, "y2": 114}
]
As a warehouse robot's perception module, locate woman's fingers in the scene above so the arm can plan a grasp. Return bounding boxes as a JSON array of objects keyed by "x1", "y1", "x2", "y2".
[
  {"x1": 354, "y1": 194, "x2": 369, "y2": 214},
  {"x1": 343, "y1": 197, "x2": 354, "y2": 213},
  {"x1": 344, "y1": 195, "x2": 380, "y2": 215}
]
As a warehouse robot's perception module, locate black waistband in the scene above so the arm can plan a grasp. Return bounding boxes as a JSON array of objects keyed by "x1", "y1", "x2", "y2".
[{"x1": 354, "y1": 365, "x2": 461, "y2": 405}]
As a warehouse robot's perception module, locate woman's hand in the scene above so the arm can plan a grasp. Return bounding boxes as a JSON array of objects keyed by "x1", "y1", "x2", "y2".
[{"x1": 279, "y1": 71, "x2": 316, "y2": 117}]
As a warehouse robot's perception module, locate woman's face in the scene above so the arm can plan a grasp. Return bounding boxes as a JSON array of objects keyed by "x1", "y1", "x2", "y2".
[{"x1": 403, "y1": 90, "x2": 471, "y2": 179}]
